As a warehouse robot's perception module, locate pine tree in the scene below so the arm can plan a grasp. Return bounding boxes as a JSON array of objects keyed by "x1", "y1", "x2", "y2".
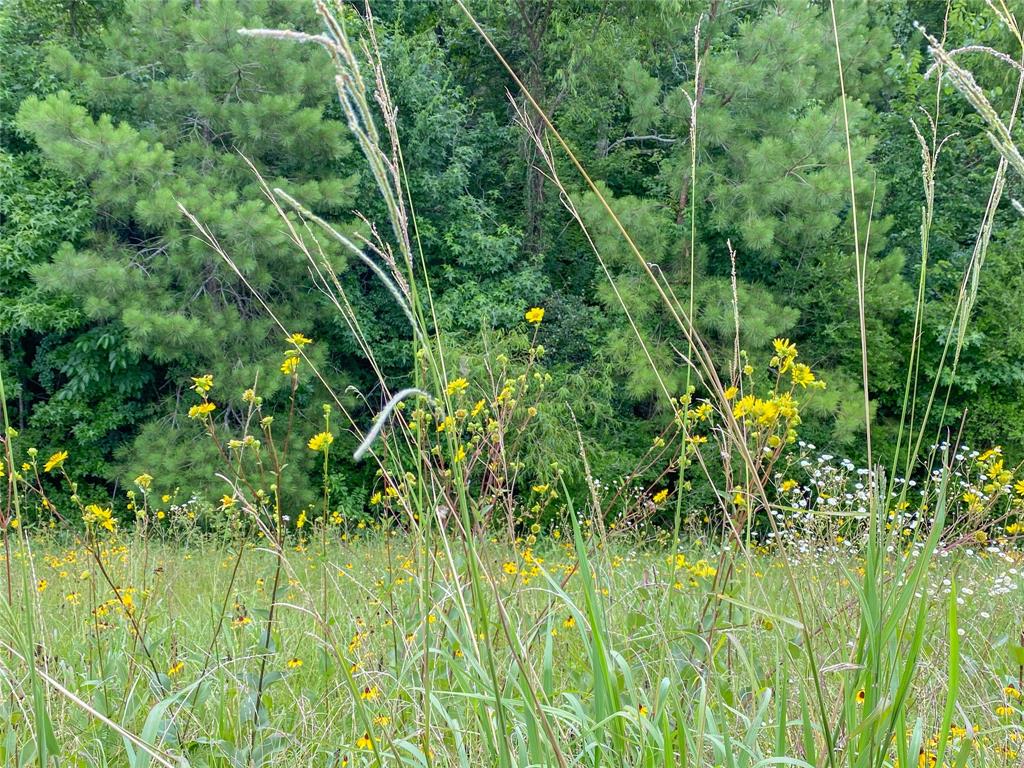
[{"x1": 13, "y1": 0, "x2": 358, "y2": 489}]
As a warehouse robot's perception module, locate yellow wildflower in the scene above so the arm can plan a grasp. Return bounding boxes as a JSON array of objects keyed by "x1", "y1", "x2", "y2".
[
  {"x1": 188, "y1": 402, "x2": 216, "y2": 420},
  {"x1": 83, "y1": 504, "x2": 116, "y2": 533},
  {"x1": 44, "y1": 450, "x2": 68, "y2": 473},
  {"x1": 446, "y1": 378, "x2": 469, "y2": 397},
  {"x1": 280, "y1": 352, "x2": 300, "y2": 376},
  {"x1": 308, "y1": 432, "x2": 334, "y2": 452},
  {"x1": 770, "y1": 338, "x2": 797, "y2": 372},
  {"x1": 525, "y1": 306, "x2": 545, "y2": 325},
  {"x1": 287, "y1": 332, "x2": 313, "y2": 347},
  {"x1": 190, "y1": 374, "x2": 213, "y2": 396},
  {"x1": 790, "y1": 363, "x2": 816, "y2": 387}
]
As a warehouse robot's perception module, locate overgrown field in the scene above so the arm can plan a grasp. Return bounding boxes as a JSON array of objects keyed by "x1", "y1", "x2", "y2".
[
  {"x1": 0, "y1": 530, "x2": 1021, "y2": 767},
  {"x1": 5, "y1": 1, "x2": 1024, "y2": 766}
]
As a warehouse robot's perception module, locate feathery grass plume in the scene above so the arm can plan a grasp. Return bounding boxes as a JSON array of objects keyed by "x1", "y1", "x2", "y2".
[
  {"x1": 901, "y1": 18, "x2": 1024, "y2": 479},
  {"x1": 271, "y1": 186, "x2": 419, "y2": 338},
  {"x1": 353, "y1": 387, "x2": 433, "y2": 462},
  {"x1": 919, "y1": 24, "x2": 1024, "y2": 179}
]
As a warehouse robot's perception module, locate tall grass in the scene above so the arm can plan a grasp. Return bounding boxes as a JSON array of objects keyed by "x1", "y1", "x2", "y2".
[{"x1": 1, "y1": 1, "x2": 1023, "y2": 767}]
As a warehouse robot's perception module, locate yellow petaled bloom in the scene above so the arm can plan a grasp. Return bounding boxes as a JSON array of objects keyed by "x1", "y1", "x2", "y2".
[
  {"x1": 296, "y1": 511, "x2": 307, "y2": 529},
  {"x1": 355, "y1": 734, "x2": 373, "y2": 750},
  {"x1": 733, "y1": 394, "x2": 756, "y2": 419},
  {"x1": 446, "y1": 377, "x2": 469, "y2": 397},
  {"x1": 168, "y1": 661, "x2": 184, "y2": 676},
  {"x1": 996, "y1": 705, "x2": 1016, "y2": 718},
  {"x1": 638, "y1": 705, "x2": 648, "y2": 717},
  {"x1": 308, "y1": 432, "x2": 334, "y2": 452},
  {"x1": 44, "y1": 450, "x2": 68, "y2": 473},
  {"x1": 1005, "y1": 684, "x2": 1022, "y2": 699},
  {"x1": 287, "y1": 657, "x2": 303, "y2": 669},
  {"x1": 453, "y1": 445, "x2": 466, "y2": 463},
  {"x1": 525, "y1": 306, "x2": 545, "y2": 325},
  {"x1": 219, "y1": 495, "x2": 236, "y2": 511},
  {"x1": 287, "y1": 332, "x2": 313, "y2": 347},
  {"x1": 770, "y1": 338, "x2": 798, "y2": 373},
  {"x1": 855, "y1": 689, "x2": 866, "y2": 704},
  {"x1": 978, "y1": 447, "x2": 1001, "y2": 463},
  {"x1": 790, "y1": 363, "x2": 816, "y2": 387},
  {"x1": 188, "y1": 402, "x2": 216, "y2": 420},
  {"x1": 280, "y1": 350, "x2": 300, "y2": 376},
  {"x1": 369, "y1": 491, "x2": 383, "y2": 506},
  {"x1": 653, "y1": 489, "x2": 669, "y2": 505},
  {"x1": 691, "y1": 402, "x2": 713, "y2": 421},
  {"x1": 134, "y1": 473, "x2": 153, "y2": 490},
  {"x1": 37, "y1": 579, "x2": 47, "y2": 593},
  {"x1": 723, "y1": 386, "x2": 738, "y2": 401},
  {"x1": 780, "y1": 479, "x2": 798, "y2": 493},
  {"x1": 772, "y1": 337, "x2": 797, "y2": 357},
  {"x1": 190, "y1": 374, "x2": 214, "y2": 396},
  {"x1": 360, "y1": 686, "x2": 379, "y2": 701},
  {"x1": 83, "y1": 504, "x2": 117, "y2": 533}
]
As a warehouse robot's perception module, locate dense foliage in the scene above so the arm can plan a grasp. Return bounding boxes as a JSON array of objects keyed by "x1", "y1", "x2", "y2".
[{"x1": 2, "y1": 0, "x2": 1023, "y2": 508}]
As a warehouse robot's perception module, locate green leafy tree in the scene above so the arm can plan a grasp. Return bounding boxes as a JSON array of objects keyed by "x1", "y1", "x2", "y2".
[{"x1": 13, "y1": 0, "x2": 359, "y2": 491}]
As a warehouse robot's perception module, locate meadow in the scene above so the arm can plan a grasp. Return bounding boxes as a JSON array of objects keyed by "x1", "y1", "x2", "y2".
[
  {"x1": 2, "y1": 519, "x2": 1023, "y2": 767},
  {"x1": 3, "y1": 1, "x2": 1024, "y2": 767},
  {"x1": 2, "y1": 437, "x2": 1023, "y2": 766}
]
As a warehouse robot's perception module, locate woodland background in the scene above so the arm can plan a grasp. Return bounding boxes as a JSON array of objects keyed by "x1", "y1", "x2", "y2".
[{"x1": 2, "y1": 0, "x2": 1022, "y2": 511}]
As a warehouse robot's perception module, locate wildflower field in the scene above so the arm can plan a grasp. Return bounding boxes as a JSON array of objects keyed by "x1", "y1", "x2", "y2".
[
  {"x1": 2, "y1": 487, "x2": 1024, "y2": 766},
  {"x1": 4, "y1": 0, "x2": 1024, "y2": 766}
]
